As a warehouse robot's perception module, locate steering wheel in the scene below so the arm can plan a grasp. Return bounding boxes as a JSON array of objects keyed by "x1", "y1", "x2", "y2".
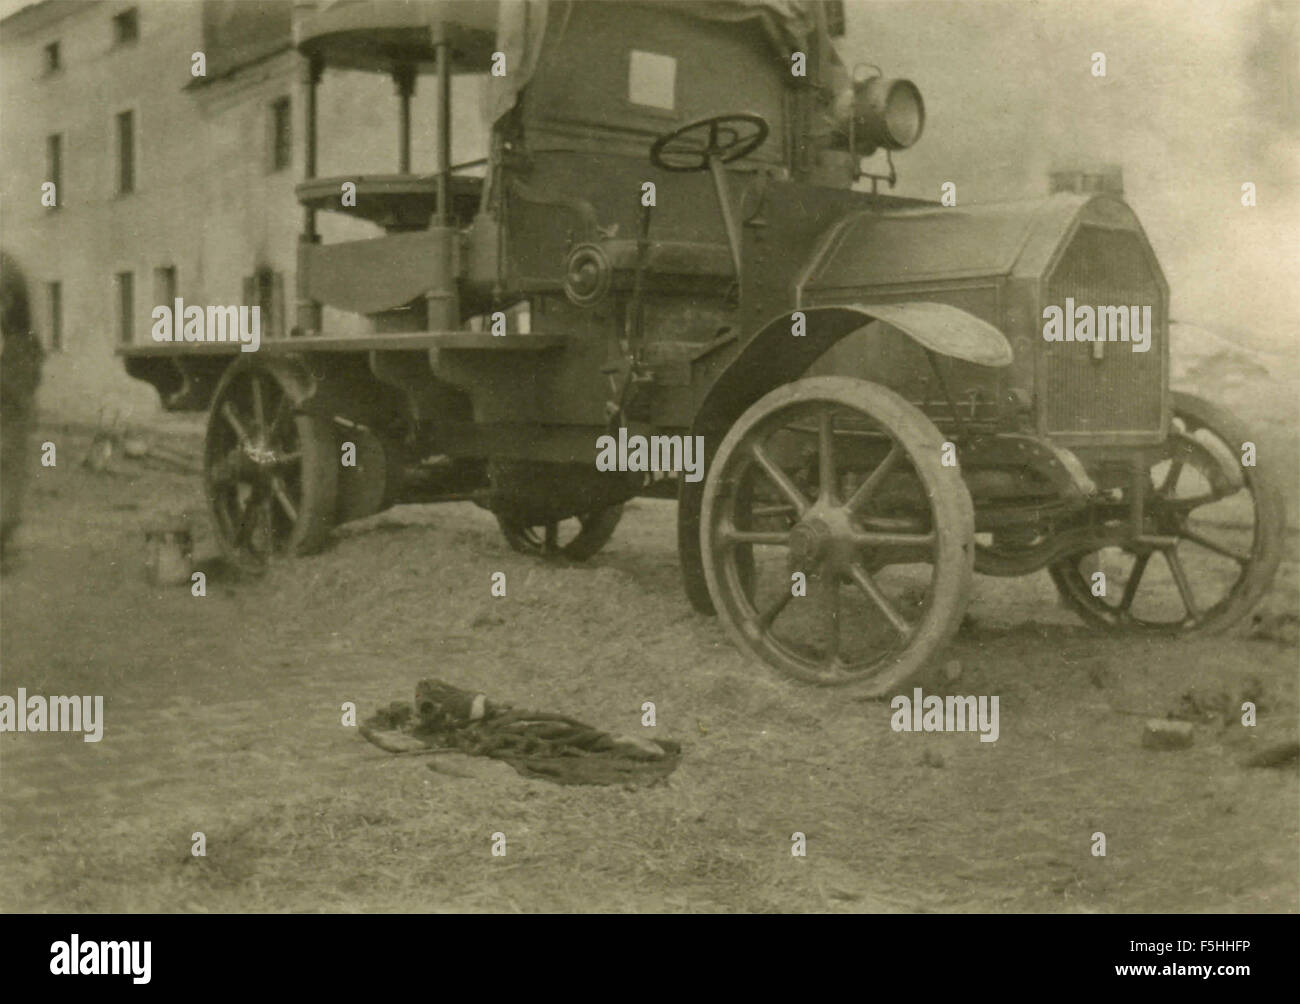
[{"x1": 649, "y1": 113, "x2": 770, "y2": 173}]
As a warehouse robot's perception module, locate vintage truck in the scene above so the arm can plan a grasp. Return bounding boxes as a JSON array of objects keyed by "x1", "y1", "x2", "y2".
[{"x1": 119, "y1": 0, "x2": 1282, "y2": 695}]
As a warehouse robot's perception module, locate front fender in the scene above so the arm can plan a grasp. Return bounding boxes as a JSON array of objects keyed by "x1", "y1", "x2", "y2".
[
  {"x1": 842, "y1": 302, "x2": 1012, "y2": 367},
  {"x1": 694, "y1": 302, "x2": 1010, "y2": 438}
]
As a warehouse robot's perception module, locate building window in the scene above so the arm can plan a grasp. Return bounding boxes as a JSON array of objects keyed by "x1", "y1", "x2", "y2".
[
  {"x1": 112, "y1": 8, "x2": 138, "y2": 46},
  {"x1": 269, "y1": 96, "x2": 291, "y2": 172},
  {"x1": 46, "y1": 133, "x2": 61, "y2": 209},
  {"x1": 154, "y1": 265, "x2": 176, "y2": 309},
  {"x1": 44, "y1": 41, "x2": 60, "y2": 74},
  {"x1": 47, "y1": 282, "x2": 62, "y2": 352},
  {"x1": 116, "y1": 110, "x2": 134, "y2": 194},
  {"x1": 115, "y1": 271, "x2": 134, "y2": 344}
]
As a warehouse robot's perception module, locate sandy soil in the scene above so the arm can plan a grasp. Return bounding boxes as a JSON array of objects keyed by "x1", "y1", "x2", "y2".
[{"x1": 0, "y1": 425, "x2": 1296, "y2": 913}]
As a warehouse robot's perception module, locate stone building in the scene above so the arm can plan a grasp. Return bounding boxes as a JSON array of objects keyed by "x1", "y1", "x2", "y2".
[{"x1": 0, "y1": 0, "x2": 486, "y2": 421}]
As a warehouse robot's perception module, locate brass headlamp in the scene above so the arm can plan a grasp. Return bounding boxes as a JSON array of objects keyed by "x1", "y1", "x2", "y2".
[{"x1": 833, "y1": 69, "x2": 926, "y2": 156}]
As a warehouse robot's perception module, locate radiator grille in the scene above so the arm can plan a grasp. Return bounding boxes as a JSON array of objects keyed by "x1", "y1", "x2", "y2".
[{"x1": 1042, "y1": 225, "x2": 1164, "y2": 439}]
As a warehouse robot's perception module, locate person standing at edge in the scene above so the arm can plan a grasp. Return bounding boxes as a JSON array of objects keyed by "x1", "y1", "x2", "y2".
[{"x1": 0, "y1": 251, "x2": 44, "y2": 571}]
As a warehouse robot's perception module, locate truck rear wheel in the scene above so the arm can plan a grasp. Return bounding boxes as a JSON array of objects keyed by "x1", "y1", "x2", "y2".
[
  {"x1": 496, "y1": 506, "x2": 623, "y2": 561},
  {"x1": 204, "y1": 361, "x2": 338, "y2": 571},
  {"x1": 699, "y1": 376, "x2": 974, "y2": 694}
]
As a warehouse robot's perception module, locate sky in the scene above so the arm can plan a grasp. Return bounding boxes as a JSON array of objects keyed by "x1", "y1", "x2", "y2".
[
  {"x1": 0, "y1": 0, "x2": 35, "y2": 21},
  {"x1": 840, "y1": 0, "x2": 1299, "y2": 354}
]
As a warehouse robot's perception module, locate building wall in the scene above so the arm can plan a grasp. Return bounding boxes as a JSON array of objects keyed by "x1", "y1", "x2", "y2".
[
  {"x1": 0, "y1": 0, "x2": 490, "y2": 424},
  {"x1": 2, "y1": 0, "x2": 214, "y2": 420}
]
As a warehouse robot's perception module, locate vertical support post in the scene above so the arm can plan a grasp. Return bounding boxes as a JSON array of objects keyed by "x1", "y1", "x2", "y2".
[
  {"x1": 394, "y1": 64, "x2": 415, "y2": 174},
  {"x1": 425, "y1": 21, "x2": 459, "y2": 330},
  {"x1": 302, "y1": 53, "x2": 321, "y2": 236},
  {"x1": 435, "y1": 25, "x2": 452, "y2": 227},
  {"x1": 296, "y1": 54, "x2": 323, "y2": 336}
]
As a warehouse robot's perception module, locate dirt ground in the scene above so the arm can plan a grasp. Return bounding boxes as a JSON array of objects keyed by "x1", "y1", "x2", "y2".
[{"x1": 1, "y1": 422, "x2": 1297, "y2": 914}]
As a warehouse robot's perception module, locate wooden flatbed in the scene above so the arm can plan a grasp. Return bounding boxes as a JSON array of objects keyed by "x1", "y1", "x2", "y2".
[{"x1": 116, "y1": 331, "x2": 568, "y2": 357}]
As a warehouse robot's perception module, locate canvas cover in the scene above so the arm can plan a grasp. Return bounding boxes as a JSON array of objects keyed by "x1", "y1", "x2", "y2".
[{"x1": 487, "y1": 0, "x2": 823, "y2": 122}]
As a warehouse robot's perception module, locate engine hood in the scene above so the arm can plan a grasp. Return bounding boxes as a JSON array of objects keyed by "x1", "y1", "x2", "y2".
[
  {"x1": 796, "y1": 192, "x2": 1164, "y2": 301},
  {"x1": 791, "y1": 189, "x2": 1171, "y2": 446}
]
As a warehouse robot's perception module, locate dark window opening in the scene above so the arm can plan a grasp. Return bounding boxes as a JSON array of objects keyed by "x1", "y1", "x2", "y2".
[
  {"x1": 47, "y1": 282, "x2": 62, "y2": 351},
  {"x1": 116, "y1": 271, "x2": 134, "y2": 345},
  {"x1": 113, "y1": 8, "x2": 138, "y2": 46},
  {"x1": 825, "y1": 2, "x2": 847, "y2": 38},
  {"x1": 46, "y1": 133, "x2": 61, "y2": 208},
  {"x1": 116, "y1": 110, "x2": 134, "y2": 194},
  {"x1": 270, "y1": 96, "x2": 291, "y2": 172},
  {"x1": 154, "y1": 265, "x2": 177, "y2": 311},
  {"x1": 44, "y1": 41, "x2": 61, "y2": 73}
]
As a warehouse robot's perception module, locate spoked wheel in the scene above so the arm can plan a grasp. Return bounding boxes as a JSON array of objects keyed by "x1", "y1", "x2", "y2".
[
  {"x1": 1049, "y1": 391, "x2": 1284, "y2": 634},
  {"x1": 204, "y1": 362, "x2": 338, "y2": 571},
  {"x1": 700, "y1": 376, "x2": 974, "y2": 693},
  {"x1": 496, "y1": 505, "x2": 623, "y2": 561},
  {"x1": 336, "y1": 424, "x2": 402, "y2": 523}
]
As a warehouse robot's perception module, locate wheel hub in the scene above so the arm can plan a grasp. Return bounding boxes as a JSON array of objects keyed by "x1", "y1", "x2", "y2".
[
  {"x1": 788, "y1": 505, "x2": 858, "y2": 576},
  {"x1": 243, "y1": 442, "x2": 279, "y2": 468},
  {"x1": 788, "y1": 517, "x2": 830, "y2": 570}
]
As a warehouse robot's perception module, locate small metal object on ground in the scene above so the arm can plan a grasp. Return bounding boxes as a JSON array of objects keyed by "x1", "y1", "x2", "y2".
[
  {"x1": 1141, "y1": 719, "x2": 1194, "y2": 751},
  {"x1": 144, "y1": 520, "x2": 193, "y2": 586}
]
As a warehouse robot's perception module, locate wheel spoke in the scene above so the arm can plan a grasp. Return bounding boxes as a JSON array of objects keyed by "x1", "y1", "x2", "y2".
[
  {"x1": 233, "y1": 488, "x2": 261, "y2": 546},
  {"x1": 823, "y1": 577, "x2": 841, "y2": 665},
  {"x1": 1166, "y1": 492, "x2": 1224, "y2": 513},
  {"x1": 748, "y1": 443, "x2": 810, "y2": 516},
  {"x1": 848, "y1": 562, "x2": 912, "y2": 636},
  {"x1": 1158, "y1": 458, "x2": 1183, "y2": 495},
  {"x1": 210, "y1": 447, "x2": 243, "y2": 485},
  {"x1": 221, "y1": 401, "x2": 253, "y2": 448},
  {"x1": 845, "y1": 443, "x2": 902, "y2": 514},
  {"x1": 268, "y1": 393, "x2": 290, "y2": 436},
  {"x1": 1117, "y1": 551, "x2": 1150, "y2": 612},
  {"x1": 250, "y1": 374, "x2": 266, "y2": 431},
  {"x1": 271, "y1": 476, "x2": 298, "y2": 522},
  {"x1": 850, "y1": 529, "x2": 934, "y2": 549},
  {"x1": 723, "y1": 528, "x2": 791, "y2": 546},
  {"x1": 756, "y1": 589, "x2": 792, "y2": 628},
  {"x1": 751, "y1": 503, "x2": 797, "y2": 519},
  {"x1": 817, "y1": 409, "x2": 837, "y2": 502},
  {"x1": 260, "y1": 491, "x2": 275, "y2": 546},
  {"x1": 1163, "y1": 548, "x2": 1200, "y2": 620},
  {"x1": 1180, "y1": 528, "x2": 1249, "y2": 565}
]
